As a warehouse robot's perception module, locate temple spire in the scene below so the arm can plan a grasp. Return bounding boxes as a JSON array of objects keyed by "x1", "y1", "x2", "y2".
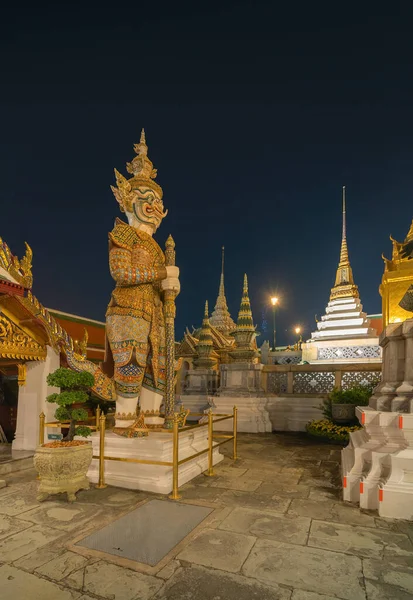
[
  {"x1": 330, "y1": 186, "x2": 359, "y2": 300},
  {"x1": 194, "y1": 300, "x2": 219, "y2": 368},
  {"x1": 210, "y1": 246, "x2": 236, "y2": 334},
  {"x1": 236, "y1": 274, "x2": 255, "y2": 331}
]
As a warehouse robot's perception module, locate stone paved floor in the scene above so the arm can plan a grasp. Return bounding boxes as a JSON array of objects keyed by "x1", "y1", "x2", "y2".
[{"x1": 1, "y1": 433, "x2": 413, "y2": 599}]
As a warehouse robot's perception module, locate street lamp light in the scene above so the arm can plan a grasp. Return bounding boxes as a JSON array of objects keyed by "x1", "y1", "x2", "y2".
[
  {"x1": 270, "y1": 297, "x2": 278, "y2": 351},
  {"x1": 294, "y1": 326, "x2": 303, "y2": 350}
]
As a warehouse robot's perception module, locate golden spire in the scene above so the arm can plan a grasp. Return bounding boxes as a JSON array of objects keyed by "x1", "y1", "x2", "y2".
[
  {"x1": 330, "y1": 186, "x2": 359, "y2": 300},
  {"x1": 339, "y1": 186, "x2": 349, "y2": 264},
  {"x1": 210, "y1": 246, "x2": 236, "y2": 334}
]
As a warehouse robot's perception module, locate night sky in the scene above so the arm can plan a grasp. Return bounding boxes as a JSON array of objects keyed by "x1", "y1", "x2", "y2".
[{"x1": 1, "y1": 2, "x2": 413, "y2": 345}]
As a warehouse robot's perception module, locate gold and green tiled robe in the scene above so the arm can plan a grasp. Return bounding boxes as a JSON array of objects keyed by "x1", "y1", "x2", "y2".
[{"x1": 105, "y1": 218, "x2": 167, "y2": 398}]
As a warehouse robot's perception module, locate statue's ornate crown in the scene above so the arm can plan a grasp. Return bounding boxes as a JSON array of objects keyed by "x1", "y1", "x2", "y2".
[{"x1": 111, "y1": 129, "x2": 163, "y2": 213}]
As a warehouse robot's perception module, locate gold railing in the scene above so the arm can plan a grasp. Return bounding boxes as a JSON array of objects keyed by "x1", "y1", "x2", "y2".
[
  {"x1": 38, "y1": 406, "x2": 238, "y2": 501},
  {"x1": 38, "y1": 406, "x2": 102, "y2": 446}
]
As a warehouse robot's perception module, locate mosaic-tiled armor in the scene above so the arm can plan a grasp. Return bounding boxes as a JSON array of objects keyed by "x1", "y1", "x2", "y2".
[{"x1": 106, "y1": 218, "x2": 167, "y2": 399}]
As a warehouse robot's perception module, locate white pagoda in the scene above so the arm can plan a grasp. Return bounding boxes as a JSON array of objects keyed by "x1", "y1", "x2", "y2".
[{"x1": 302, "y1": 187, "x2": 381, "y2": 363}]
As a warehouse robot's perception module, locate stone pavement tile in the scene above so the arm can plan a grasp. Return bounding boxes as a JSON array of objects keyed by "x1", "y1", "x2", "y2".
[
  {"x1": 83, "y1": 560, "x2": 163, "y2": 599},
  {"x1": 0, "y1": 524, "x2": 64, "y2": 562},
  {"x1": 13, "y1": 545, "x2": 67, "y2": 572},
  {"x1": 177, "y1": 528, "x2": 256, "y2": 573},
  {"x1": 308, "y1": 489, "x2": 341, "y2": 502},
  {"x1": 210, "y1": 475, "x2": 263, "y2": 492},
  {"x1": 242, "y1": 539, "x2": 365, "y2": 600},
  {"x1": 176, "y1": 483, "x2": 225, "y2": 503},
  {"x1": 76, "y1": 486, "x2": 146, "y2": 507},
  {"x1": 271, "y1": 485, "x2": 310, "y2": 499},
  {"x1": 203, "y1": 506, "x2": 234, "y2": 529},
  {"x1": 156, "y1": 559, "x2": 181, "y2": 580},
  {"x1": 218, "y1": 490, "x2": 291, "y2": 513},
  {"x1": 232, "y1": 458, "x2": 283, "y2": 473},
  {"x1": 298, "y1": 477, "x2": 339, "y2": 489},
  {"x1": 287, "y1": 498, "x2": 335, "y2": 520},
  {"x1": 64, "y1": 565, "x2": 87, "y2": 590},
  {"x1": 395, "y1": 520, "x2": 413, "y2": 545},
  {"x1": 365, "y1": 578, "x2": 413, "y2": 600},
  {"x1": 363, "y1": 558, "x2": 413, "y2": 595},
  {"x1": 0, "y1": 489, "x2": 40, "y2": 516},
  {"x1": 281, "y1": 466, "x2": 305, "y2": 475},
  {"x1": 290, "y1": 458, "x2": 322, "y2": 467},
  {"x1": 255, "y1": 480, "x2": 306, "y2": 496},
  {"x1": 331, "y1": 503, "x2": 376, "y2": 527},
  {"x1": 213, "y1": 464, "x2": 248, "y2": 478},
  {"x1": 0, "y1": 513, "x2": 34, "y2": 540},
  {"x1": 308, "y1": 520, "x2": 413, "y2": 559},
  {"x1": 36, "y1": 550, "x2": 89, "y2": 581},
  {"x1": 0, "y1": 564, "x2": 81, "y2": 600},
  {"x1": 219, "y1": 506, "x2": 310, "y2": 545},
  {"x1": 291, "y1": 590, "x2": 338, "y2": 600},
  {"x1": 256, "y1": 474, "x2": 301, "y2": 490},
  {"x1": 19, "y1": 500, "x2": 104, "y2": 532},
  {"x1": 156, "y1": 564, "x2": 292, "y2": 600}
]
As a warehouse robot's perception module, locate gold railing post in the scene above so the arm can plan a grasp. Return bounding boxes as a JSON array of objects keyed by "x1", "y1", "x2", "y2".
[
  {"x1": 95, "y1": 406, "x2": 101, "y2": 431},
  {"x1": 169, "y1": 414, "x2": 181, "y2": 500},
  {"x1": 96, "y1": 414, "x2": 107, "y2": 489},
  {"x1": 39, "y1": 412, "x2": 45, "y2": 446},
  {"x1": 233, "y1": 406, "x2": 238, "y2": 461},
  {"x1": 206, "y1": 410, "x2": 215, "y2": 476}
]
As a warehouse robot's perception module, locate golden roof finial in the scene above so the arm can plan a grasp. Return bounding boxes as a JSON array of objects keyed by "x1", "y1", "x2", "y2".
[
  {"x1": 140, "y1": 128, "x2": 146, "y2": 145},
  {"x1": 243, "y1": 273, "x2": 248, "y2": 294},
  {"x1": 204, "y1": 300, "x2": 209, "y2": 317}
]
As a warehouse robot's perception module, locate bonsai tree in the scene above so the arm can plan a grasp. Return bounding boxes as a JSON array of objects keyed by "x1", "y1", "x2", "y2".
[{"x1": 46, "y1": 368, "x2": 95, "y2": 442}]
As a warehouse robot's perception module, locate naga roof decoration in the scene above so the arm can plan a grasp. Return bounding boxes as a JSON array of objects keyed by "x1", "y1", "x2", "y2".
[
  {"x1": 210, "y1": 246, "x2": 236, "y2": 334},
  {"x1": 0, "y1": 237, "x2": 84, "y2": 359},
  {"x1": 0, "y1": 238, "x2": 33, "y2": 288},
  {"x1": 385, "y1": 219, "x2": 413, "y2": 267}
]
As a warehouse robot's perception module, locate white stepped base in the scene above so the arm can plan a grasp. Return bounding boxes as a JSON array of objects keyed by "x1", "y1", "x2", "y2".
[
  {"x1": 342, "y1": 408, "x2": 389, "y2": 503},
  {"x1": 212, "y1": 396, "x2": 272, "y2": 433},
  {"x1": 86, "y1": 428, "x2": 224, "y2": 494},
  {"x1": 379, "y1": 414, "x2": 413, "y2": 519},
  {"x1": 342, "y1": 408, "x2": 409, "y2": 515}
]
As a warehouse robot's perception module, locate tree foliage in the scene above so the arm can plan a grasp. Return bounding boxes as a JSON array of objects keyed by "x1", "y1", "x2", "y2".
[{"x1": 46, "y1": 367, "x2": 94, "y2": 442}]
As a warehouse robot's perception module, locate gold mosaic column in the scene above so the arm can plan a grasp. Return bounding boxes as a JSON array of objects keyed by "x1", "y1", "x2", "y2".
[{"x1": 164, "y1": 235, "x2": 176, "y2": 429}]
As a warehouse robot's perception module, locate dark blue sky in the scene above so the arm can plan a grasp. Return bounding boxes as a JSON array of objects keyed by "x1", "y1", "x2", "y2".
[{"x1": 1, "y1": 1, "x2": 412, "y2": 345}]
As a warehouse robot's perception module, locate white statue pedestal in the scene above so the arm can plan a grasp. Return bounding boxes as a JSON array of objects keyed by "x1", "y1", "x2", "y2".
[{"x1": 86, "y1": 428, "x2": 224, "y2": 494}]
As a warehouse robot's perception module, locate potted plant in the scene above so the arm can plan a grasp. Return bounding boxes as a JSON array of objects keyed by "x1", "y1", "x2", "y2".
[
  {"x1": 327, "y1": 384, "x2": 375, "y2": 425},
  {"x1": 34, "y1": 368, "x2": 95, "y2": 502}
]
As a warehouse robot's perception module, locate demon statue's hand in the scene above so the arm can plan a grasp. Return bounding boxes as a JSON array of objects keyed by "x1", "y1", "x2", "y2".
[{"x1": 161, "y1": 265, "x2": 180, "y2": 296}]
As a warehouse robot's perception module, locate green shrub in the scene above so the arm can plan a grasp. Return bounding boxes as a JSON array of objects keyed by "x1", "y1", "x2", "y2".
[
  {"x1": 46, "y1": 368, "x2": 95, "y2": 442},
  {"x1": 320, "y1": 382, "x2": 378, "y2": 421}
]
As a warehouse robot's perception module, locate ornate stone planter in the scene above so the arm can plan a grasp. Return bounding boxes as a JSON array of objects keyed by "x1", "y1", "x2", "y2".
[
  {"x1": 331, "y1": 403, "x2": 356, "y2": 425},
  {"x1": 34, "y1": 442, "x2": 93, "y2": 502}
]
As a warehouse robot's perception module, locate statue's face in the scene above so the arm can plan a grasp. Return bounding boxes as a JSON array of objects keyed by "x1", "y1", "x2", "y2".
[{"x1": 126, "y1": 188, "x2": 167, "y2": 233}]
